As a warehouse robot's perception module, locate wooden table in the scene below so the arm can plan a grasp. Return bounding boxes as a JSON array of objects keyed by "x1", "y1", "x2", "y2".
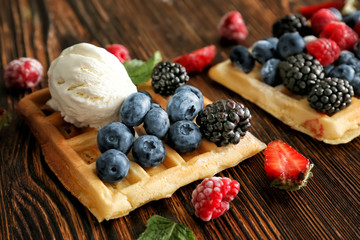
[{"x1": 1, "y1": 0, "x2": 359, "y2": 239}]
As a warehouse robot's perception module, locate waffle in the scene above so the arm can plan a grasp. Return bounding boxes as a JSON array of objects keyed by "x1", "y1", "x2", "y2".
[
  {"x1": 209, "y1": 60, "x2": 360, "y2": 145},
  {"x1": 17, "y1": 85, "x2": 266, "y2": 222}
]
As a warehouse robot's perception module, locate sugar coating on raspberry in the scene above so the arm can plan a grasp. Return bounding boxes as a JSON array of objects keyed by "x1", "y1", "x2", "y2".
[
  {"x1": 306, "y1": 38, "x2": 340, "y2": 66},
  {"x1": 4, "y1": 57, "x2": 43, "y2": 88},
  {"x1": 310, "y1": 8, "x2": 339, "y2": 35},
  {"x1": 320, "y1": 22, "x2": 359, "y2": 50},
  {"x1": 106, "y1": 44, "x2": 131, "y2": 63},
  {"x1": 218, "y1": 11, "x2": 248, "y2": 42},
  {"x1": 173, "y1": 45, "x2": 216, "y2": 73},
  {"x1": 191, "y1": 177, "x2": 240, "y2": 221}
]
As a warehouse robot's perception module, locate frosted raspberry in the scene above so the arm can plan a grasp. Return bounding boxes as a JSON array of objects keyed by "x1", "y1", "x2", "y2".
[
  {"x1": 311, "y1": 8, "x2": 339, "y2": 35},
  {"x1": 218, "y1": 11, "x2": 248, "y2": 43},
  {"x1": 106, "y1": 44, "x2": 131, "y2": 63},
  {"x1": 306, "y1": 38, "x2": 340, "y2": 66},
  {"x1": 191, "y1": 177, "x2": 240, "y2": 221},
  {"x1": 320, "y1": 22, "x2": 359, "y2": 50},
  {"x1": 4, "y1": 57, "x2": 43, "y2": 89}
]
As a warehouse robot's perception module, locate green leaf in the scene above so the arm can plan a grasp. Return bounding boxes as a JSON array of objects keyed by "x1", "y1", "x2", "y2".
[
  {"x1": 124, "y1": 51, "x2": 162, "y2": 85},
  {"x1": 137, "y1": 215, "x2": 195, "y2": 240}
]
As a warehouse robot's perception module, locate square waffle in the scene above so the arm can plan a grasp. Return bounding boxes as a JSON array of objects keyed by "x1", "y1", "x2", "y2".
[
  {"x1": 17, "y1": 85, "x2": 266, "y2": 222},
  {"x1": 209, "y1": 60, "x2": 360, "y2": 145}
]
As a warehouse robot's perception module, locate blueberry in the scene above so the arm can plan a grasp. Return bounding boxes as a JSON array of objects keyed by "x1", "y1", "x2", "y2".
[
  {"x1": 276, "y1": 32, "x2": 305, "y2": 59},
  {"x1": 120, "y1": 92, "x2": 152, "y2": 127},
  {"x1": 329, "y1": 8, "x2": 342, "y2": 21},
  {"x1": 230, "y1": 45, "x2": 255, "y2": 73},
  {"x1": 324, "y1": 64, "x2": 335, "y2": 76},
  {"x1": 97, "y1": 122, "x2": 134, "y2": 154},
  {"x1": 343, "y1": 10, "x2": 360, "y2": 28},
  {"x1": 174, "y1": 85, "x2": 204, "y2": 110},
  {"x1": 266, "y1": 37, "x2": 278, "y2": 49},
  {"x1": 143, "y1": 106, "x2": 170, "y2": 139},
  {"x1": 96, "y1": 149, "x2": 130, "y2": 183},
  {"x1": 350, "y1": 74, "x2": 360, "y2": 96},
  {"x1": 329, "y1": 64, "x2": 355, "y2": 82},
  {"x1": 261, "y1": 58, "x2": 282, "y2": 86},
  {"x1": 168, "y1": 120, "x2": 202, "y2": 153},
  {"x1": 132, "y1": 135, "x2": 166, "y2": 168},
  {"x1": 166, "y1": 90, "x2": 202, "y2": 122},
  {"x1": 337, "y1": 50, "x2": 356, "y2": 65},
  {"x1": 354, "y1": 41, "x2": 360, "y2": 59},
  {"x1": 251, "y1": 40, "x2": 277, "y2": 64}
]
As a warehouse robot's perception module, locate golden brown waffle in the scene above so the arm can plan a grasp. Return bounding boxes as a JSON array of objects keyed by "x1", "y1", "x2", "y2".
[
  {"x1": 17, "y1": 85, "x2": 266, "y2": 222},
  {"x1": 209, "y1": 60, "x2": 360, "y2": 144}
]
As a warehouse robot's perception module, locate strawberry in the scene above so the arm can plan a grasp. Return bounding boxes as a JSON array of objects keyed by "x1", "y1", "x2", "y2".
[
  {"x1": 299, "y1": 0, "x2": 345, "y2": 19},
  {"x1": 264, "y1": 140, "x2": 314, "y2": 191},
  {"x1": 173, "y1": 45, "x2": 216, "y2": 73},
  {"x1": 218, "y1": 11, "x2": 248, "y2": 43}
]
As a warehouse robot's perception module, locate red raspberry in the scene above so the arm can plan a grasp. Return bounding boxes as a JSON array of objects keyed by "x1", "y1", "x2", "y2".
[
  {"x1": 354, "y1": 22, "x2": 360, "y2": 36},
  {"x1": 218, "y1": 11, "x2": 248, "y2": 43},
  {"x1": 4, "y1": 57, "x2": 43, "y2": 89},
  {"x1": 106, "y1": 44, "x2": 131, "y2": 63},
  {"x1": 173, "y1": 45, "x2": 216, "y2": 73},
  {"x1": 306, "y1": 38, "x2": 340, "y2": 66},
  {"x1": 191, "y1": 177, "x2": 240, "y2": 221},
  {"x1": 311, "y1": 9, "x2": 339, "y2": 35},
  {"x1": 320, "y1": 21, "x2": 359, "y2": 50}
]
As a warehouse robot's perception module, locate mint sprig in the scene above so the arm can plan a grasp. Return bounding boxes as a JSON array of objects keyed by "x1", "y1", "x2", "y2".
[
  {"x1": 137, "y1": 215, "x2": 195, "y2": 240},
  {"x1": 124, "y1": 51, "x2": 162, "y2": 85}
]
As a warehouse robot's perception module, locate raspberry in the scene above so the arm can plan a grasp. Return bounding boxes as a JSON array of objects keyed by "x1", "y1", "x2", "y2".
[
  {"x1": 191, "y1": 177, "x2": 240, "y2": 221},
  {"x1": 320, "y1": 22, "x2": 359, "y2": 50},
  {"x1": 218, "y1": 11, "x2": 248, "y2": 43},
  {"x1": 311, "y1": 8, "x2": 339, "y2": 35},
  {"x1": 4, "y1": 57, "x2": 43, "y2": 88},
  {"x1": 306, "y1": 38, "x2": 341, "y2": 66},
  {"x1": 173, "y1": 45, "x2": 216, "y2": 73},
  {"x1": 105, "y1": 44, "x2": 131, "y2": 63}
]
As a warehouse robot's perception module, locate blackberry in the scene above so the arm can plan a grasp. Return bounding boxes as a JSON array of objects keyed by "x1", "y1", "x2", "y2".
[
  {"x1": 272, "y1": 14, "x2": 311, "y2": 38},
  {"x1": 151, "y1": 61, "x2": 189, "y2": 96},
  {"x1": 196, "y1": 99, "x2": 251, "y2": 146},
  {"x1": 308, "y1": 77, "x2": 354, "y2": 114},
  {"x1": 279, "y1": 53, "x2": 325, "y2": 95}
]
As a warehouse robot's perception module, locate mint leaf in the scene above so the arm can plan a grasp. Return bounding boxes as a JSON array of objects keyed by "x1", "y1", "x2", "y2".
[
  {"x1": 137, "y1": 215, "x2": 195, "y2": 240},
  {"x1": 124, "y1": 51, "x2": 162, "y2": 85}
]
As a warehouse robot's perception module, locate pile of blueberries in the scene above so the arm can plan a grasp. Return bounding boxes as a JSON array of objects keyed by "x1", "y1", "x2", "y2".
[{"x1": 96, "y1": 85, "x2": 204, "y2": 183}]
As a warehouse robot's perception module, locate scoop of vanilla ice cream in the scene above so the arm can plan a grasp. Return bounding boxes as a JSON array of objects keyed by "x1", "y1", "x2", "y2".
[{"x1": 47, "y1": 43, "x2": 137, "y2": 129}]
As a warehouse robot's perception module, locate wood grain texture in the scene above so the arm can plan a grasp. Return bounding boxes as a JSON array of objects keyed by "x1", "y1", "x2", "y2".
[{"x1": 0, "y1": 0, "x2": 359, "y2": 239}]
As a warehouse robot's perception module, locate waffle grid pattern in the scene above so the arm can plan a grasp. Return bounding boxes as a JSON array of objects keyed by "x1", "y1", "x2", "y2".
[
  {"x1": 209, "y1": 60, "x2": 360, "y2": 144},
  {"x1": 17, "y1": 86, "x2": 266, "y2": 222}
]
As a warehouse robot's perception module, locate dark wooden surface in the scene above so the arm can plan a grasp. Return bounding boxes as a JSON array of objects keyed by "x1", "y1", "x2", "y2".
[{"x1": 1, "y1": 0, "x2": 359, "y2": 239}]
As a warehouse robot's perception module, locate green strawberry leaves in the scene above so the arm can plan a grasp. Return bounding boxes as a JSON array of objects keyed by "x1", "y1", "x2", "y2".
[
  {"x1": 124, "y1": 51, "x2": 162, "y2": 85},
  {"x1": 137, "y1": 215, "x2": 195, "y2": 240}
]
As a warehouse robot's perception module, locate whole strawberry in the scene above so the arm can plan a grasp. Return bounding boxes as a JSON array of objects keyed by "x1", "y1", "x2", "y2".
[
  {"x1": 264, "y1": 140, "x2": 314, "y2": 191},
  {"x1": 218, "y1": 11, "x2": 248, "y2": 43},
  {"x1": 192, "y1": 177, "x2": 240, "y2": 221},
  {"x1": 4, "y1": 57, "x2": 43, "y2": 89}
]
